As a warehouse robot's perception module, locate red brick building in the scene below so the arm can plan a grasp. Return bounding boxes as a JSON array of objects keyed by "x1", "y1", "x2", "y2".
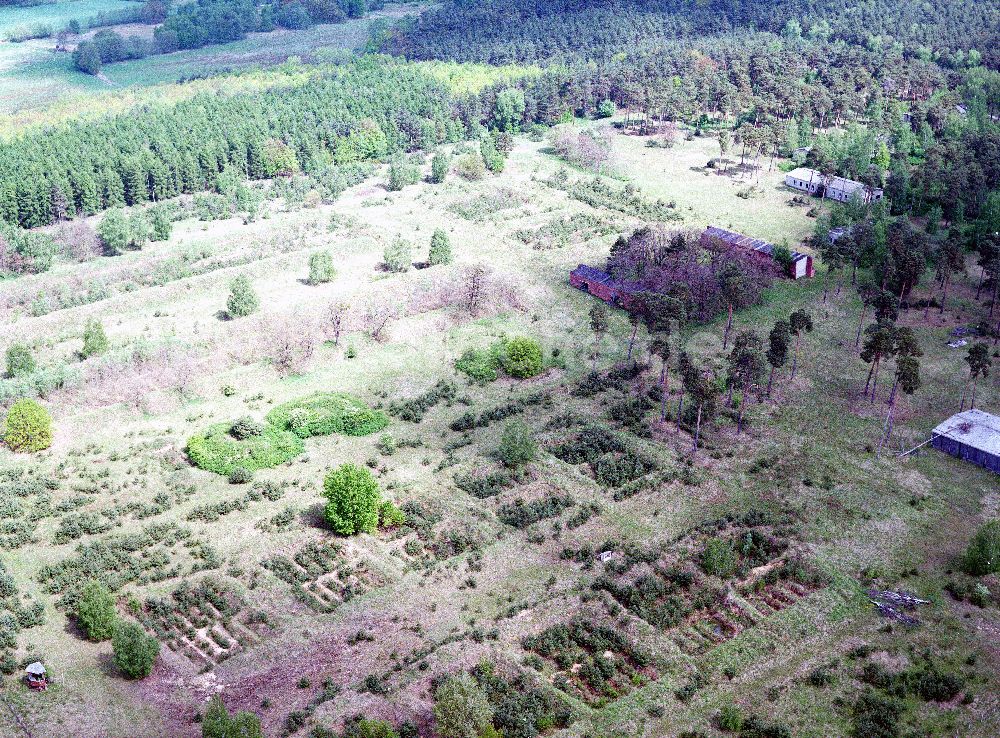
[{"x1": 569, "y1": 264, "x2": 641, "y2": 309}]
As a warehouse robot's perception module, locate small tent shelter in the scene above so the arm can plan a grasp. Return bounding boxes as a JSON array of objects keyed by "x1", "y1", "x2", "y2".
[{"x1": 25, "y1": 662, "x2": 47, "y2": 690}]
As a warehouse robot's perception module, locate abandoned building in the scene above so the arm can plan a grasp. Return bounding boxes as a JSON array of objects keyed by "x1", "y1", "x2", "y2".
[
  {"x1": 569, "y1": 264, "x2": 641, "y2": 308},
  {"x1": 700, "y1": 226, "x2": 815, "y2": 279},
  {"x1": 931, "y1": 409, "x2": 1000, "y2": 475},
  {"x1": 784, "y1": 167, "x2": 884, "y2": 204}
]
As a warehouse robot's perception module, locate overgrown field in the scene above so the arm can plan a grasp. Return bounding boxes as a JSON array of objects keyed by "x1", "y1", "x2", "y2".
[
  {"x1": 0, "y1": 1, "x2": 428, "y2": 115},
  {"x1": 0, "y1": 125, "x2": 997, "y2": 738}
]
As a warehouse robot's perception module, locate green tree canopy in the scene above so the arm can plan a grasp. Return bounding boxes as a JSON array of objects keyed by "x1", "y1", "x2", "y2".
[
  {"x1": 434, "y1": 672, "x2": 493, "y2": 738},
  {"x1": 76, "y1": 581, "x2": 118, "y2": 642},
  {"x1": 323, "y1": 463, "x2": 382, "y2": 535},
  {"x1": 112, "y1": 621, "x2": 160, "y2": 679},
  {"x1": 3, "y1": 399, "x2": 52, "y2": 453},
  {"x1": 226, "y1": 275, "x2": 259, "y2": 318}
]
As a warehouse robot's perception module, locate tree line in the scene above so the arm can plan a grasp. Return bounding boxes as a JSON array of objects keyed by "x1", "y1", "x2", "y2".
[{"x1": 73, "y1": 0, "x2": 382, "y2": 75}]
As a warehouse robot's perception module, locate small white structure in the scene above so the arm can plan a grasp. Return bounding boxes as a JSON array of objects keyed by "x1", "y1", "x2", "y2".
[
  {"x1": 785, "y1": 167, "x2": 883, "y2": 204},
  {"x1": 931, "y1": 409, "x2": 1000, "y2": 475}
]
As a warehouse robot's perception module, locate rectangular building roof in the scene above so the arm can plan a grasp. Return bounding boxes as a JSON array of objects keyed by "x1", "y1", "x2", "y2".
[
  {"x1": 703, "y1": 226, "x2": 809, "y2": 263},
  {"x1": 933, "y1": 409, "x2": 1000, "y2": 457},
  {"x1": 785, "y1": 167, "x2": 882, "y2": 196},
  {"x1": 570, "y1": 264, "x2": 641, "y2": 293}
]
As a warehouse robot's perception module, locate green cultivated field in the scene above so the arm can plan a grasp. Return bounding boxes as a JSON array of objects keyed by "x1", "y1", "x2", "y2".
[{"x1": 0, "y1": 124, "x2": 996, "y2": 736}]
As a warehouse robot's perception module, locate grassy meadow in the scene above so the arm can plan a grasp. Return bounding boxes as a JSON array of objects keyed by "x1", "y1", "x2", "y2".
[
  {"x1": 0, "y1": 122, "x2": 997, "y2": 738},
  {"x1": 0, "y1": 1, "x2": 428, "y2": 114}
]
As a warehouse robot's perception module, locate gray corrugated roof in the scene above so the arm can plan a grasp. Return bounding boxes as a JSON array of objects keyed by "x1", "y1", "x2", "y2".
[
  {"x1": 571, "y1": 264, "x2": 641, "y2": 294},
  {"x1": 932, "y1": 409, "x2": 1000, "y2": 456},
  {"x1": 703, "y1": 226, "x2": 809, "y2": 264},
  {"x1": 785, "y1": 168, "x2": 883, "y2": 195}
]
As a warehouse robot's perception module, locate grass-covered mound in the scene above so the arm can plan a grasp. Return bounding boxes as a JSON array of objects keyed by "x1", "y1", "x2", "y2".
[
  {"x1": 265, "y1": 392, "x2": 388, "y2": 439},
  {"x1": 186, "y1": 421, "x2": 305, "y2": 475}
]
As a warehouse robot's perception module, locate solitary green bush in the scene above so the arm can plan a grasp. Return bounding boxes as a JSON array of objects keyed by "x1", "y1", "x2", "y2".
[
  {"x1": 76, "y1": 581, "x2": 118, "y2": 642},
  {"x1": 718, "y1": 703, "x2": 743, "y2": 731},
  {"x1": 434, "y1": 672, "x2": 493, "y2": 738},
  {"x1": 186, "y1": 422, "x2": 304, "y2": 476},
  {"x1": 81, "y1": 319, "x2": 109, "y2": 358},
  {"x1": 308, "y1": 251, "x2": 336, "y2": 284},
  {"x1": 387, "y1": 159, "x2": 420, "y2": 191},
  {"x1": 3, "y1": 399, "x2": 52, "y2": 453},
  {"x1": 112, "y1": 621, "x2": 159, "y2": 679},
  {"x1": 498, "y1": 420, "x2": 537, "y2": 469},
  {"x1": 379, "y1": 499, "x2": 406, "y2": 528},
  {"x1": 150, "y1": 205, "x2": 172, "y2": 241},
  {"x1": 430, "y1": 151, "x2": 451, "y2": 183},
  {"x1": 323, "y1": 463, "x2": 382, "y2": 535},
  {"x1": 226, "y1": 275, "x2": 259, "y2": 318},
  {"x1": 97, "y1": 208, "x2": 131, "y2": 255},
  {"x1": 266, "y1": 393, "x2": 388, "y2": 438},
  {"x1": 228, "y1": 467, "x2": 253, "y2": 485},
  {"x1": 700, "y1": 537, "x2": 738, "y2": 579},
  {"x1": 428, "y1": 229, "x2": 453, "y2": 266},
  {"x1": 383, "y1": 238, "x2": 412, "y2": 273},
  {"x1": 455, "y1": 153, "x2": 486, "y2": 181},
  {"x1": 965, "y1": 521, "x2": 1000, "y2": 575},
  {"x1": 5, "y1": 343, "x2": 35, "y2": 378},
  {"x1": 202, "y1": 696, "x2": 264, "y2": 738},
  {"x1": 455, "y1": 348, "x2": 500, "y2": 383},
  {"x1": 500, "y1": 337, "x2": 544, "y2": 378}
]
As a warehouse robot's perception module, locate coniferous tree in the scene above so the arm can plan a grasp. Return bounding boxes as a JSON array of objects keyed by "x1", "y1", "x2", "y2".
[
  {"x1": 226, "y1": 275, "x2": 259, "y2": 318},
  {"x1": 765, "y1": 320, "x2": 790, "y2": 397},
  {"x1": 428, "y1": 229, "x2": 452, "y2": 266},
  {"x1": 81, "y1": 319, "x2": 109, "y2": 358},
  {"x1": 788, "y1": 309, "x2": 813, "y2": 379},
  {"x1": 727, "y1": 329, "x2": 765, "y2": 434},
  {"x1": 964, "y1": 342, "x2": 992, "y2": 409}
]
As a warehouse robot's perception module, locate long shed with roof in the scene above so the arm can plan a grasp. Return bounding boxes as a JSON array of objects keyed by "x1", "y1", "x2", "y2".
[
  {"x1": 784, "y1": 167, "x2": 883, "y2": 204},
  {"x1": 700, "y1": 226, "x2": 815, "y2": 279},
  {"x1": 569, "y1": 264, "x2": 642, "y2": 308},
  {"x1": 931, "y1": 409, "x2": 1000, "y2": 474}
]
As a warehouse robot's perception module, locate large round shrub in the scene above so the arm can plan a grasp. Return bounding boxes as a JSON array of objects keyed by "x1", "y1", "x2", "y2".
[
  {"x1": 266, "y1": 393, "x2": 388, "y2": 438},
  {"x1": 76, "y1": 580, "x2": 118, "y2": 642},
  {"x1": 3, "y1": 399, "x2": 53, "y2": 453},
  {"x1": 500, "y1": 337, "x2": 543, "y2": 378},
  {"x1": 112, "y1": 621, "x2": 159, "y2": 679},
  {"x1": 186, "y1": 422, "x2": 304, "y2": 476},
  {"x1": 323, "y1": 463, "x2": 382, "y2": 535},
  {"x1": 965, "y1": 521, "x2": 1000, "y2": 575}
]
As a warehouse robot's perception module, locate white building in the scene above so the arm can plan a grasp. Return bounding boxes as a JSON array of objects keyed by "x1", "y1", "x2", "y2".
[{"x1": 785, "y1": 167, "x2": 883, "y2": 204}]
